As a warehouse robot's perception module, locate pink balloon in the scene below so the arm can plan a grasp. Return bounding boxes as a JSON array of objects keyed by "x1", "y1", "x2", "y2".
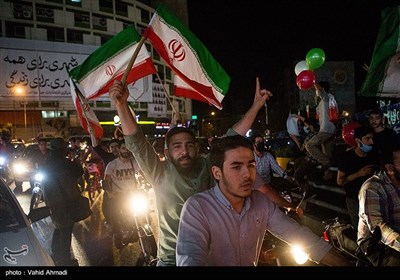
[{"x1": 296, "y1": 70, "x2": 316, "y2": 90}]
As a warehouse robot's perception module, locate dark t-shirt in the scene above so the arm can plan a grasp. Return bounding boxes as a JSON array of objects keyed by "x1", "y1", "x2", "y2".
[
  {"x1": 337, "y1": 149, "x2": 379, "y2": 199},
  {"x1": 373, "y1": 127, "x2": 398, "y2": 165}
]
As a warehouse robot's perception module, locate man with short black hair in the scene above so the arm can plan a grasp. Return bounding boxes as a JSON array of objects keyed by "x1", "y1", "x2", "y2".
[
  {"x1": 368, "y1": 108, "x2": 399, "y2": 166},
  {"x1": 176, "y1": 135, "x2": 349, "y2": 266}
]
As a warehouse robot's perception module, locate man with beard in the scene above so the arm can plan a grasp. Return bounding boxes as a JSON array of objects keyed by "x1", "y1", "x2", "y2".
[
  {"x1": 109, "y1": 78, "x2": 272, "y2": 266},
  {"x1": 176, "y1": 135, "x2": 349, "y2": 266},
  {"x1": 357, "y1": 147, "x2": 400, "y2": 266},
  {"x1": 103, "y1": 140, "x2": 140, "y2": 247}
]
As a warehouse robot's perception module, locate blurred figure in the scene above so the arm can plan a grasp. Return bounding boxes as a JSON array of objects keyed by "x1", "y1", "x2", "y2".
[
  {"x1": 357, "y1": 147, "x2": 400, "y2": 266},
  {"x1": 40, "y1": 138, "x2": 83, "y2": 266},
  {"x1": 368, "y1": 108, "x2": 399, "y2": 167},
  {"x1": 305, "y1": 81, "x2": 336, "y2": 179},
  {"x1": 337, "y1": 126, "x2": 379, "y2": 228}
]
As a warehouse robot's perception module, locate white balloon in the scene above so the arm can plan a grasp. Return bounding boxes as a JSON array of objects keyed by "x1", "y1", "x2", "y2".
[{"x1": 294, "y1": 60, "x2": 309, "y2": 76}]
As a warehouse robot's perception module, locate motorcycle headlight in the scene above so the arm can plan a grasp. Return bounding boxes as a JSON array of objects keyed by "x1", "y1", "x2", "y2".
[
  {"x1": 291, "y1": 245, "x2": 309, "y2": 265},
  {"x1": 0, "y1": 156, "x2": 5, "y2": 165},
  {"x1": 128, "y1": 193, "x2": 149, "y2": 216},
  {"x1": 34, "y1": 172, "x2": 44, "y2": 182}
]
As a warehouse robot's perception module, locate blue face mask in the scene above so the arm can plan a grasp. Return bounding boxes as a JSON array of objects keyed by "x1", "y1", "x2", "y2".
[
  {"x1": 359, "y1": 142, "x2": 373, "y2": 153},
  {"x1": 303, "y1": 126, "x2": 310, "y2": 134}
]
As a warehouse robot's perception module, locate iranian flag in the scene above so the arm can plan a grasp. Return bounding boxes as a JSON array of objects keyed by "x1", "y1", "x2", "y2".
[
  {"x1": 69, "y1": 77, "x2": 103, "y2": 143},
  {"x1": 359, "y1": 6, "x2": 400, "y2": 97},
  {"x1": 69, "y1": 25, "x2": 156, "y2": 100},
  {"x1": 144, "y1": 4, "x2": 230, "y2": 110}
]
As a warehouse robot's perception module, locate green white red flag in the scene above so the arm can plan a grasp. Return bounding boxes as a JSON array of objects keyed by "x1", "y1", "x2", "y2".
[
  {"x1": 69, "y1": 25, "x2": 156, "y2": 100},
  {"x1": 144, "y1": 4, "x2": 230, "y2": 110},
  {"x1": 359, "y1": 6, "x2": 400, "y2": 97},
  {"x1": 69, "y1": 77, "x2": 103, "y2": 143}
]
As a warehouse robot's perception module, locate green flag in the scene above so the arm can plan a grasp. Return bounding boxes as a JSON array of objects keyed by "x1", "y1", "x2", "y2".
[{"x1": 359, "y1": 6, "x2": 400, "y2": 97}]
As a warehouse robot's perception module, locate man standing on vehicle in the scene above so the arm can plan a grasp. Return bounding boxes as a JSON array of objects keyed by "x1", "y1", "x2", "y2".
[{"x1": 109, "y1": 77, "x2": 272, "y2": 266}]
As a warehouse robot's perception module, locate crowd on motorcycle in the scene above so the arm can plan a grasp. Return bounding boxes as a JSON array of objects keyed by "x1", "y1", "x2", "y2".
[{"x1": 2, "y1": 77, "x2": 400, "y2": 267}]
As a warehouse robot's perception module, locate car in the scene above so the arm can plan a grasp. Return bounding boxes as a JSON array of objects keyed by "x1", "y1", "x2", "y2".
[
  {"x1": 10, "y1": 143, "x2": 41, "y2": 190},
  {"x1": 0, "y1": 177, "x2": 54, "y2": 266}
]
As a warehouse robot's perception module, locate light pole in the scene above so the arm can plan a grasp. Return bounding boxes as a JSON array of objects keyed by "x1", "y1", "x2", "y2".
[
  {"x1": 14, "y1": 86, "x2": 27, "y2": 139},
  {"x1": 23, "y1": 101, "x2": 27, "y2": 138}
]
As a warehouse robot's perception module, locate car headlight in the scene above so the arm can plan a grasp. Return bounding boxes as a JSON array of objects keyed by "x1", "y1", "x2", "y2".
[{"x1": 13, "y1": 162, "x2": 29, "y2": 174}]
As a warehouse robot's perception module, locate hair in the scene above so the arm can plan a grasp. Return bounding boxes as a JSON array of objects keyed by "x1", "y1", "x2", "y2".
[
  {"x1": 317, "y1": 81, "x2": 330, "y2": 92},
  {"x1": 37, "y1": 138, "x2": 48, "y2": 144},
  {"x1": 210, "y1": 135, "x2": 253, "y2": 170},
  {"x1": 165, "y1": 127, "x2": 196, "y2": 147},
  {"x1": 354, "y1": 126, "x2": 374, "y2": 141},
  {"x1": 250, "y1": 133, "x2": 263, "y2": 144},
  {"x1": 369, "y1": 108, "x2": 384, "y2": 118},
  {"x1": 108, "y1": 138, "x2": 120, "y2": 147}
]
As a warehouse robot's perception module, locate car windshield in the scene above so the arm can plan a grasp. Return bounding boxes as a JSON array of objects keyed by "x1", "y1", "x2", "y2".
[
  {"x1": 21, "y1": 144, "x2": 39, "y2": 159},
  {"x1": 0, "y1": 182, "x2": 24, "y2": 232}
]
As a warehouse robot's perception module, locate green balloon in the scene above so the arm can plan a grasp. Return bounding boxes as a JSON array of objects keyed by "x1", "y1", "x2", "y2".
[{"x1": 306, "y1": 48, "x2": 325, "y2": 70}]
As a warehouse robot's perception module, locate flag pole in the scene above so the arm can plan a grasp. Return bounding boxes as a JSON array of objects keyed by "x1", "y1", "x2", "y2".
[
  {"x1": 121, "y1": 36, "x2": 147, "y2": 85},
  {"x1": 70, "y1": 77, "x2": 98, "y2": 146},
  {"x1": 155, "y1": 72, "x2": 177, "y2": 114}
]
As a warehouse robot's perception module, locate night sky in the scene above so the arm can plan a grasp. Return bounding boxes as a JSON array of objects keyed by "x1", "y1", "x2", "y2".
[{"x1": 186, "y1": 0, "x2": 399, "y2": 119}]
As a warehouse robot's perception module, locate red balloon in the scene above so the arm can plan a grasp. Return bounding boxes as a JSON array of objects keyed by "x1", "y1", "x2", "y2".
[
  {"x1": 296, "y1": 70, "x2": 316, "y2": 90},
  {"x1": 342, "y1": 122, "x2": 361, "y2": 147}
]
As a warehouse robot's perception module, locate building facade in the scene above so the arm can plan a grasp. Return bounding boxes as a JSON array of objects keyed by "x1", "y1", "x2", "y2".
[{"x1": 0, "y1": 0, "x2": 191, "y2": 141}]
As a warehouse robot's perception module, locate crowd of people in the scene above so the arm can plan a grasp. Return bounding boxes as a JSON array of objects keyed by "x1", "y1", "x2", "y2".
[{"x1": 2, "y1": 77, "x2": 400, "y2": 267}]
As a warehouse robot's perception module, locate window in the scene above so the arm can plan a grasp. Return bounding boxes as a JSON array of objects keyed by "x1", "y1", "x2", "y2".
[
  {"x1": 36, "y1": 4, "x2": 55, "y2": 23},
  {"x1": 99, "y1": 0, "x2": 113, "y2": 14},
  {"x1": 137, "y1": 7, "x2": 150, "y2": 23},
  {"x1": 5, "y1": 21, "x2": 30, "y2": 39},
  {"x1": 46, "y1": 27, "x2": 65, "y2": 42},
  {"x1": 12, "y1": 2, "x2": 33, "y2": 20},
  {"x1": 74, "y1": 11, "x2": 90, "y2": 28},
  {"x1": 116, "y1": 0, "x2": 128, "y2": 17},
  {"x1": 66, "y1": 0, "x2": 82, "y2": 8},
  {"x1": 92, "y1": 14, "x2": 108, "y2": 31},
  {"x1": 67, "y1": 29, "x2": 84, "y2": 44}
]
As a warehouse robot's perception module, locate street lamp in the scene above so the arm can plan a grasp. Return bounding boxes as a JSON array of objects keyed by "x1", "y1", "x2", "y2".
[{"x1": 14, "y1": 86, "x2": 27, "y2": 139}]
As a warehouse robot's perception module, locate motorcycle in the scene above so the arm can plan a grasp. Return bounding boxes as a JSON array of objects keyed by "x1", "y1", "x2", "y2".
[
  {"x1": 29, "y1": 171, "x2": 45, "y2": 211},
  {"x1": 322, "y1": 217, "x2": 373, "y2": 266},
  {"x1": 84, "y1": 161, "x2": 102, "y2": 203},
  {"x1": 260, "y1": 190, "x2": 312, "y2": 266},
  {"x1": 112, "y1": 172, "x2": 158, "y2": 266}
]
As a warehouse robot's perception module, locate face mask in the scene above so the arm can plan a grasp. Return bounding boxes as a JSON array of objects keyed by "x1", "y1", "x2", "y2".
[
  {"x1": 255, "y1": 142, "x2": 266, "y2": 152},
  {"x1": 303, "y1": 126, "x2": 310, "y2": 134},
  {"x1": 359, "y1": 142, "x2": 373, "y2": 153}
]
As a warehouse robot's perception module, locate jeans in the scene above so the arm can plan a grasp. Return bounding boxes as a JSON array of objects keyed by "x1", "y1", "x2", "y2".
[{"x1": 305, "y1": 132, "x2": 334, "y2": 166}]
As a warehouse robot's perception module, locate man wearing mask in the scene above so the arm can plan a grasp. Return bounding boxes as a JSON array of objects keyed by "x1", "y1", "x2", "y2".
[
  {"x1": 251, "y1": 134, "x2": 294, "y2": 186},
  {"x1": 336, "y1": 126, "x2": 379, "y2": 228}
]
